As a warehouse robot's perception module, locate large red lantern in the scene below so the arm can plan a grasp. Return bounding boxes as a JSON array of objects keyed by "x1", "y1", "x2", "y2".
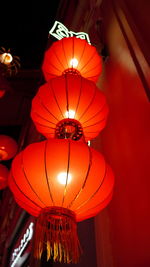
[
  {"x1": 0, "y1": 135, "x2": 18, "y2": 161},
  {"x1": 42, "y1": 37, "x2": 102, "y2": 82},
  {"x1": 31, "y1": 74, "x2": 109, "y2": 141},
  {"x1": 9, "y1": 138, "x2": 114, "y2": 263},
  {"x1": 0, "y1": 163, "x2": 9, "y2": 190}
]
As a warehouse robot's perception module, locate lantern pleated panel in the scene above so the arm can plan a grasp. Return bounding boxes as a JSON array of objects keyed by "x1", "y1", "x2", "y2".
[
  {"x1": 31, "y1": 74, "x2": 109, "y2": 141},
  {"x1": 9, "y1": 138, "x2": 114, "y2": 263},
  {"x1": 0, "y1": 163, "x2": 9, "y2": 190},
  {"x1": 14, "y1": 188, "x2": 113, "y2": 222},
  {"x1": 42, "y1": 37, "x2": 102, "y2": 82},
  {"x1": 0, "y1": 135, "x2": 18, "y2": 161}
]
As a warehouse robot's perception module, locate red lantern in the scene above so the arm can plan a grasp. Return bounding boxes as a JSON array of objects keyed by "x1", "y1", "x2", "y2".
[
  {"x1": 0, "y1": 163, "x2": 9, "y2": 190},
  {"x1": 0, "y1": 135, "x2": 18, "y2": 161},
  {"x1": 9, "y1": 138, "x2": 114, "y2": 263},
  {"x1": 42, "y1": 37, "x2": 102, "y2": 82},
  {"x1": 31, "y1": 74, "x2": 109, "y2": 141}
]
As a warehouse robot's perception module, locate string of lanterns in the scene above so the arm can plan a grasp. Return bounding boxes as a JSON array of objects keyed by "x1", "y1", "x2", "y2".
[{"x1": 8, "y1": 37, "x2": 115, "y2": 264}]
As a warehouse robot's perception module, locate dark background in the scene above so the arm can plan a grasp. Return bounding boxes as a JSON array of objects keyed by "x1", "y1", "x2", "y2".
[{"x1": 0, "y1": 1, "x2": 61, "y2": 69}]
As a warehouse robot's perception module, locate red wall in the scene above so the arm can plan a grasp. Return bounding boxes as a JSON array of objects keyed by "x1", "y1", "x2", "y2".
[{"x1": 95, "y1": 0, "x2": 150, "y2": 266}]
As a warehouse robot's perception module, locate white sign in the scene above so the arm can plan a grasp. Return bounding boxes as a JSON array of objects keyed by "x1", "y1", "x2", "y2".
[
  {"x1": 49, "y1": 21, "x2": 91, "y2": 44},
  {"x1": 10, "y1": 222, "x2": 34, "y2": 267}
]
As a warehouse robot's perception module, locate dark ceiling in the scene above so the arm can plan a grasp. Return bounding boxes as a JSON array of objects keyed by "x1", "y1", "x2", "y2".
[
  {"x1": 0, "y1": 1, "x2": 61, "y2": 69},
  {"x1": 0, "y1": 1, "x2": 63, "y2": 184},
  {"x1": 0, "y1": 1, "x2": 64, "y2": 145}
]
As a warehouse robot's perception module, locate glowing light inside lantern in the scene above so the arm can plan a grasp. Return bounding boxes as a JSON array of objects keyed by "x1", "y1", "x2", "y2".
[
  {"x1": 88, "y1": 140, "x2": 91, "y2": 146},
  {"x1": 65, "y1": 109, "x2": 75, "y2": 119},
  {"x1": 70, "y1": 58, "x2": 78, "y2": 68},
  {"x1": 57, "y1": 172, "x2": 72, "y2": 185},
  {"x1": 0, "y1": 53, "x2": 13, "y2": 64}
]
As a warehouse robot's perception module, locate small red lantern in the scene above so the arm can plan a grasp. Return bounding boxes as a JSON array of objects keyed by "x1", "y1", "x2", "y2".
[
  {"x1": 31, "y1": 74, "x2": 109, "y2": 141},
  {"x1": 42, "y1": 37, "x2": 102, "y2": 82},
  {"x1": 0, "y1": 135, "x2": 18, "y2": 161},
  {"x1": 0, "y1": 163, "x2": 9, "y2": 190},
  {"x1": 9, "y1": 138, "x2": 114, "y2": 263}
]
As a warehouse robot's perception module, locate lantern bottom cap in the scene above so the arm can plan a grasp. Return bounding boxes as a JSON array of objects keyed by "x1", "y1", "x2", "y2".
[
  {"x1": 63, "y1": 68, "x2": 81, "y2": 76},
  {"x1": 55, "y1": 118, "x2": 83, "y2": 141}
]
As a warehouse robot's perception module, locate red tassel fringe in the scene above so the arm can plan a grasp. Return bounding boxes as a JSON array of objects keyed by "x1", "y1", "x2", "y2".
[{"x1": 34, "y1": 206, "x2": 81, "y2": 264}]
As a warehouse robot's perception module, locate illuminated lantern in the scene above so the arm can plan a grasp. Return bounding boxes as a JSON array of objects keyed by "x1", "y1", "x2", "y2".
[
  {"x1": 0, "y1": 135, "x2": 18, "y2": 161},
  {"x1": 42, "y1": 37, "x2": 102, "y2": 82},
  {"x1": 0, "y1": 52, "x2": 13, "y2": 65},
  {"x1": 9, "y1": 138, "x2": 114, "y2": 263},
  {"x1": 0, "y1": 47, "x2": 21, "y2": 76},
  {"x1": 31, "y1": 74, "x2": 109, "y2": 141},
  {"x1": 0, "y1": 163, "x2": 9, "y2": 190}
]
